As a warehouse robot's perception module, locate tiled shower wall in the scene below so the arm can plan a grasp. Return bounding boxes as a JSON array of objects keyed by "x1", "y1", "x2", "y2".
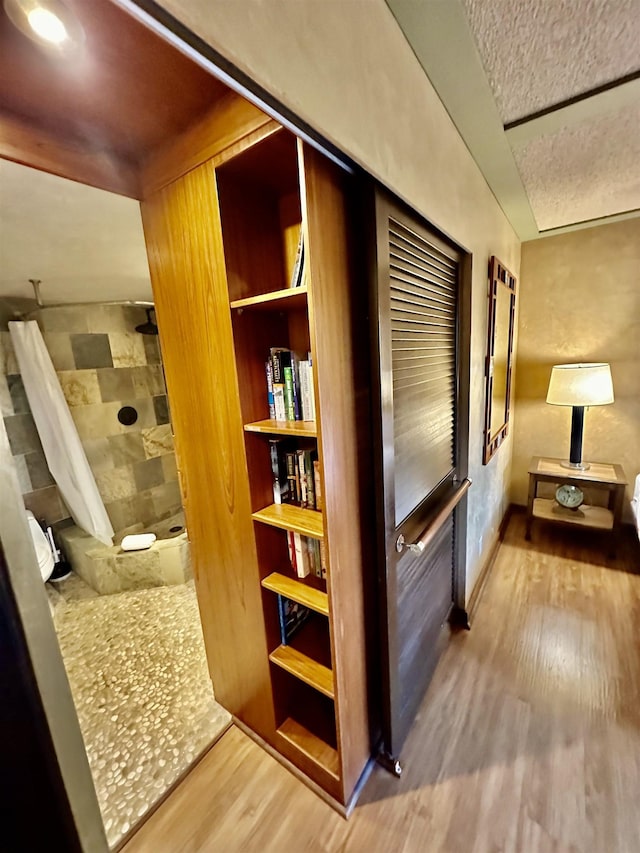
[{"x1": 0, "y1": 304, "x2": 181, "y2": 536}]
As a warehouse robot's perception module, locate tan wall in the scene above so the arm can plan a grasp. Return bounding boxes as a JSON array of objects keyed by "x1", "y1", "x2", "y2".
[
  {"x1": 155, "y1": 0, "x2": 521, "y2": 597},
  {"x1": 512, "y1": 218, "x2": 640, "y2": 512}
]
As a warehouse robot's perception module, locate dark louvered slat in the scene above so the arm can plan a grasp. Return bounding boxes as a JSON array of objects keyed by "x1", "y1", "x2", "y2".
[
  {"x1": 390, "y1": 224, "x2": 457, "y2": 277},
  {"x1": 390, "y1": 218, "x2": 456, "y2": 526},
  {"x1": 390, "y1": 227, "x2": 457, "y2": 275}
]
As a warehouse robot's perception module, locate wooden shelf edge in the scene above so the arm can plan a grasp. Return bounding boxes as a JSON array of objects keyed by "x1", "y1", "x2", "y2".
[
  {"x1": 276, "y1": 718, "x2": 340, "y2": 781},
  {"x1": 230, "y1": 286, "x2": 307, "y2": 311},
  {"x1": 262, "y1": 573, "x2": 329, "y2": 616},
  {"x1": 252, "y1": 503, "x2": 324, "y2": 539},
  {"x1": 269, "y1": 645, "x2": 334, "y2": 699},
  {"x1": 532, "y1": 498, "x2": 614, "y2": 530},
  {"x1": 244, "y1": 419, "x2": 317, "y2": 437}
]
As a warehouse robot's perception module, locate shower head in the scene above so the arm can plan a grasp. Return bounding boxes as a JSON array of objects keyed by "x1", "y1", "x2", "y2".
[{"x1": 135, "y1": 307, "x2": 158, "y2": 336}]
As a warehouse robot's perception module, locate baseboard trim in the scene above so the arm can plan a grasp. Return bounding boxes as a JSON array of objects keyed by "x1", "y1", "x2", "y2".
[
  {"x1": 232, "y1": 717, "x2": 351, "y2": 819},
  {"x1": 465, "y1": 503, "x2": 515, "y2": 627}
]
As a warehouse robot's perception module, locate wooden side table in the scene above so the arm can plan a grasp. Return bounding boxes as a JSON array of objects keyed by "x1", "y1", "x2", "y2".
[{"x1": 525, "y1": 456, "x2": 627, "y2": 554}]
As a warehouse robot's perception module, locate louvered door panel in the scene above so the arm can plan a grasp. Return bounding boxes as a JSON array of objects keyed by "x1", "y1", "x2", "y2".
[
  {"x1": 372, "y1": 190, "x2": 469, "y2": 763},
  {"x1": 390, "y1": 218, "x2": 457, "y2": 526},
  {"x1": 396, "y1": 516, "x2": 454, "y2": 727}
]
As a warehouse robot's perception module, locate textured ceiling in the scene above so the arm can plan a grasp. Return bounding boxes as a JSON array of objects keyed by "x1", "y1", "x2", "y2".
[
  {"x1": 461, "y1": 0, "x2": 640, "y2": 123},
  {"x1": 388, "y1": 0, "x2": 640, "y2": 236},
  {"x1": 0, "y1": 160, "x2": 152, "y2": 303},
  {"x1": 513, "y1": 101, "x2": 640, "y2": 230}
]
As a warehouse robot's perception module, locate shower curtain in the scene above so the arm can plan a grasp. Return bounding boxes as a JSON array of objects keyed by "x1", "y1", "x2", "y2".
[{"x1": 9, "y1": 321, "x2": 114, "y2": 546}]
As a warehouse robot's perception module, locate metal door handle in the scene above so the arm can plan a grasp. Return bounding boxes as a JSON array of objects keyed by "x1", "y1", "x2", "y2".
[{"x1": 395, "y1": 478, "x2": 471, "y2": 555}]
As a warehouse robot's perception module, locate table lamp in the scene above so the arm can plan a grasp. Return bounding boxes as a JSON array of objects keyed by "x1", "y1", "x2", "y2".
[{"x1": 546, "y1": 363, "x2": 614, "y2": 470}]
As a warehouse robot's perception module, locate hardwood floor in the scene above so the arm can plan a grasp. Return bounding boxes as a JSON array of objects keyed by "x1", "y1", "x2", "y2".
[{"x1": 123, "y1": 512, "x2": 640, "y2": 853}]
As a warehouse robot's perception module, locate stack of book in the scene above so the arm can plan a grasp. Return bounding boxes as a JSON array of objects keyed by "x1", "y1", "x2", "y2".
[
  {"x1": 266, "y1": 347, "x2": 315, "y2": 423},
  {"x1": 269, "y1": 439, "x2": 322, "y2": 511},
  {"x1": 286, "y1": 531, "x2": 327, "y2": 580},
  {"x1": 277, "y1": 595, "x2": 310, "y2": 645}
]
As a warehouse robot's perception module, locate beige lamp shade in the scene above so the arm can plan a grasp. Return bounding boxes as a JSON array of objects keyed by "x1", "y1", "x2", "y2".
[{"x1": 546, "y1": 363, "x2": 614, "y2": 407}]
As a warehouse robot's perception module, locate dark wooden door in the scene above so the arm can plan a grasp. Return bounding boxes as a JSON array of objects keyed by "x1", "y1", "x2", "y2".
[{"x1": 370, "y1": 190, "x2": 470, "y2": 763}]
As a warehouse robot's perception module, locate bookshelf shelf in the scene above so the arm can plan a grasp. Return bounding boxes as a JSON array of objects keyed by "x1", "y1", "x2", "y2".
[
  {"x1": 230, "y1": 286, "x2": 307, "y2": 312},
  {"x1": 276, "y1": 717, "x2": 340, "y2": 780},
  {"x1": 262, "y1": 572, "x2": 328, "y2": 615},
  {"x1": 245, "y1": 419, "x2": 317, "y2": 438},
  {"x1": 253, "y1": 503, "x2": 324, "y2": 539},
  {"x1": 269, "y1": 645, "x2": 334, "y2": 699}
]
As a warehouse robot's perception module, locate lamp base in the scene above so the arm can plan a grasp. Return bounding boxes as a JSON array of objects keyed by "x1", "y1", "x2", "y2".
[{"x1": 561, "y1": 460, "x2": 590, "y2": 471}]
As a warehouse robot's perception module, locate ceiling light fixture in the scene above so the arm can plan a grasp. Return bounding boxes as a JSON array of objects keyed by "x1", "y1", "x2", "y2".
[{"x1": 3, "y1": 0, "x2": 84, "y2": 54}]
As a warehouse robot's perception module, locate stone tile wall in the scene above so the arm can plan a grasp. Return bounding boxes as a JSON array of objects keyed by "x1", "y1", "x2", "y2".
[{"x1": 1, "y1": 304, "x2": 182, "y2": 536}]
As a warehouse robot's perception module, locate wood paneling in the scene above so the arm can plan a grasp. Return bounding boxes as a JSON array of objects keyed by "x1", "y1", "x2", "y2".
[
  {"x1": 140, "y1": 162, "x2": 274, "y2": 738},
  {"x1": 141, "y1": 94, "x2": 279, "y2": 196},
  {"x1": 0, "y1": 0, "x2": 229, "y2": 176},
  {"x1": 0, "y1": 109, "x2": 139, "y2": 198},
  {"x1": 300, "y1": 141, "x2": 372, "y2": 802},
  {"x1": 123, "y1": 514, "x2": 640, "y2": 853}
]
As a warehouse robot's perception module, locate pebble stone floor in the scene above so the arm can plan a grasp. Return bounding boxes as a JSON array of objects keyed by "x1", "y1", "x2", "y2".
[{"x1": 48, "y1": 576, "x2": 231, "y2": 848}]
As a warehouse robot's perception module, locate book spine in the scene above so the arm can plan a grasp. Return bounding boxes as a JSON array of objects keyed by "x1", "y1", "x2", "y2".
[
  {"x1": 273, "y1": 385, "x2": 286, "y2": 421},
  {"x1": 297, "y1": 449, "x2": 307, "y2": 508},
  {"x1": 269, "y1": 439, "x2": 285, "y2": 504},
  {"x1": 305, "y1": 451, "x2": 315, "y2": 510},
  {"x1": 299, "y1": 360, "x2": 311, "y2": 421},
  {"x1": 277, "y1": 595, "x2": 287, "y2": 645},
  {"x1": 319, "y1": 539, "x2": 327, "y2": 579},
  {"x1": 289, "y1": 232, "x2": 304, "y2": 289},
  {"x1": 307, "y1": 356, "x2": 316, "y2": 421},
  {"x1": 265, "y1": 360, "x2": 275, "y2": 420},
  {"x1": 291, "y1": 353, "x2": 301, "y2": 421},
  {"x1": 283, "y1": 366, "x2": 295, "y2": 421},
  {"x1": 285, "y1": 452, "x2": 299, "y2": 504},
  {"x1": 287, "y1": 530, "x2": 297, "y2": 573},
  {"x1": 313, "y1": 460, "x2": 322, "y2": 512},
  {"x1": 293, "y1": 532, "x2": 309, "y2": 578}
]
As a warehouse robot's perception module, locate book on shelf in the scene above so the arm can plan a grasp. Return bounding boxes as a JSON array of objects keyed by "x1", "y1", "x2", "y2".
[
  {"x1": 269, "y1": 438, "x2": 290, "y2": 505},
  {"x1": 293, "y1": 532, "x2": 310, "y2": 578},
  {"x1": 289, "y1": 231, "x2": 305, "y2": 289},
  {"x1": 313, "y1": 460, "x2": 322, "y2": 512},
  {"x1": 284, "y1": 529, "x2": 324, "y2": 579},
  {"x1": 265, "y1": 359, "x2": 276, "y2": 420},
  {"x1": 298, "y1": 356, "x2": 315, "y2": 422},
  {"x1": 277, "y1": 594, "x2": 311, "y2": 645},
  {"x1": 269, "y1": 438, "x2": 319, "y2": 510},
  {"x1": 266, "y1": 348, "x2": 312, "y2": 423}
]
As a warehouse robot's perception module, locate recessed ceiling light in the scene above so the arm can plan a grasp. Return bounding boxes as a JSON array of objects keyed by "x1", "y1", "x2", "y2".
[
  {"x1": 27, "y1": 6, "x2": 68, "y2": 44},
  {"x1": 4, "y1": 0, "x2": 84, "y2": 55}
]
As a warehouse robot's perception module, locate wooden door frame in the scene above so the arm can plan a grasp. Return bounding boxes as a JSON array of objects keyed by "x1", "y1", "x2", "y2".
[{"x1": 368, "y1": 184, "x2": 472, "y2": 761}]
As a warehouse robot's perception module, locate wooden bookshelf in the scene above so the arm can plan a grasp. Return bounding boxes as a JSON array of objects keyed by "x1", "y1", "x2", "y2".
[
  {"x1": 269, "y1": 645, "x2": 334, "y2": 699},
  {"x1": 253, "y1": 503, "x2": 324, "y2": 539},
  {"x1": 230, "y1": 286, "x2": 307, "y2": 311},
  {"x1": 245, "y1": 419, "x2": 317, "y2": 438},
  {"x1": 277, "y1": 717, "x2": 340, "y2": 779},
  {"x1": 262, "y1": 573, "x2": 328, "y2": 615},
  {"x1": 144, "y1": 124, "x2": 372, "y2": 810}
]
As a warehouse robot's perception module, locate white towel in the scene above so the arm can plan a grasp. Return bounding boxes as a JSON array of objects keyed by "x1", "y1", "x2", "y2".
[
  {"x1": 631, "y1": 475, "x2": 640, "y2": 539},
  {"x1": 121, "y1": 533, "x2": 157, "y2": 551}
]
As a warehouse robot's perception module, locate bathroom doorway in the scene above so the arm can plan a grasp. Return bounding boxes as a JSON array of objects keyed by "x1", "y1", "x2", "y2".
[{"x1": 0, "y1": 160, "x2": 230, "y2": 847}]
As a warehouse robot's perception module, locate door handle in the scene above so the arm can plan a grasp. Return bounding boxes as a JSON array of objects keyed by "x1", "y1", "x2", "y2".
[{"x1": 395, "y1": 478, "x2": 471, "y2": 555}]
